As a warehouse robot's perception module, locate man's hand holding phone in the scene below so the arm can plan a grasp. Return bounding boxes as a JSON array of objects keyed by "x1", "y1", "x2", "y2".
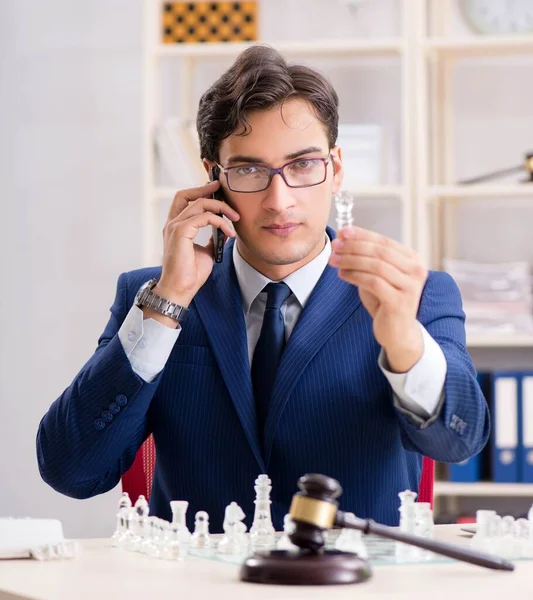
[{"x1": 142, "y1": 181, "x2": 239, "y2": 327}]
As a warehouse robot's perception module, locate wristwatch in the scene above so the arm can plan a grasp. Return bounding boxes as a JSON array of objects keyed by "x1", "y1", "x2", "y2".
[{"x1": 134, "y1": 279, "x2": 188, "y2": 323}]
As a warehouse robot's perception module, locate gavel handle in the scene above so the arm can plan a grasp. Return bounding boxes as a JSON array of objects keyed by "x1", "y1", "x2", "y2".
[{"x1": 337, "y1": 511, "x2": 514, "y2": 572}]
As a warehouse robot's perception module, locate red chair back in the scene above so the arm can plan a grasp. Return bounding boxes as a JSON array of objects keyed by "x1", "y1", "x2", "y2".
[
  {"x1": 419, "y1": 456, "x2": 434, "y2": 507},
  {"x1": 122, "y1": 437, "x2": 434, "y2": 508},
  {"x1": 121, "y1": 435, "x2": 156, "y2": 501}
]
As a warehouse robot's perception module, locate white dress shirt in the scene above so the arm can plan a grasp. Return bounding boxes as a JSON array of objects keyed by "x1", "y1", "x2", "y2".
[{"x1": 118, "y1": 237, "x2": 447, "y2": 420}]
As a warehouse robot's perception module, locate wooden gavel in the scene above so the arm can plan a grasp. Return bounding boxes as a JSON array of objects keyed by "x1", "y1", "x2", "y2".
[{"x1": 287, "y1": 473, "x2": 514, "y2": 571}]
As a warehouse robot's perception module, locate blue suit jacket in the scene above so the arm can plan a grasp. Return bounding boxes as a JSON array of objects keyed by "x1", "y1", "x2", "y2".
[{"x1": 37, "y1": 231, "x2": 490, "y2": 533}]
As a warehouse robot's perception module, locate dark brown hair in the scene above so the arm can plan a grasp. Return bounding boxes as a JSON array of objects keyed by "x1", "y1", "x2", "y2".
[{"x1": 196, "y1": 45, "x2": 339, "y2": 161}]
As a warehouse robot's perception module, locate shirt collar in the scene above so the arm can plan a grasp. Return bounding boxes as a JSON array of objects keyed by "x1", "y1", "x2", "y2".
[{"x1": 232, "y1": 234, "x2": 332, "y2": 314}]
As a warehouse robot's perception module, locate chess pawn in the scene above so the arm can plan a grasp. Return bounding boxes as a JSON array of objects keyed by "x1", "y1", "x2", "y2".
[
  {"x1": 147, "y1": 518, "x2": 165, "y2": 558},
  {"x1": 111, "y1": 492, "x2": 132, "y2": 547},
  {"x1": 191, "y1": 511, "x2": 213, "y2": 553},
  {"x1": 139, "y1": 516, "x2": 157, "y2": 555},
  {"x1": 277, "y1": 514, "x2": 298, "y2": 551},
  {"x1": 127, "y1": 495, "x2": 150, "y2": 552},
  {"x1": 514, "y1": 518, "x2": 533, "y2": 558},
  {"x1": 250, "y1": 474, "x2": 276, "y2": 550},
  {"x1": 334, "y1": 513, "x2": 368, "y2": 559},
  {"x1": 499, "y1": 515, "x2": 517, "y2": 558},
  {"x1": 217, "y1": 502, "x2": 248, "y2": 556}
]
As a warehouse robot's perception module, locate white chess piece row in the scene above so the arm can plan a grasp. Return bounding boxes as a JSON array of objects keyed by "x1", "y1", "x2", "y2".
[
  {"x1": 111, "y1": 473, "x2": 281, "y2": 560},
  {"x1": 471, "y1": 506, "x2": 533, "y2": 559}
]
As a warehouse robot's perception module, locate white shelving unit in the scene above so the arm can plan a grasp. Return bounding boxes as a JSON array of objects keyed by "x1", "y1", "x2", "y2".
[
  {"x1": 414, "y1": 0, "x2": 533, "y2": 352},
  {"x1": 142, "y1": 0, "x2": 533, "y2": 503}
]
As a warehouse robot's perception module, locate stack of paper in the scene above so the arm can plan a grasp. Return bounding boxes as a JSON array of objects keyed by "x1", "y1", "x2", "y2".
[{"x1": 443, "y1": 258, "x2": 533, "y2": 335}]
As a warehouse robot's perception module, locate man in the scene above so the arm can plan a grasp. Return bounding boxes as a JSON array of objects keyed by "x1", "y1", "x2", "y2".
[{"x1": 37, "y1": 45, "x2": 490, "y2": 533}]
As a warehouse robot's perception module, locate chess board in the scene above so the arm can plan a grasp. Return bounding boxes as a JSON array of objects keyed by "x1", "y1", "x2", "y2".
[
  {"x1": 189, "y1": 530, "x2": 533, "y2": 567},
  {"x1": 162, "y1": 1, "x2": 258, "y2": 44},
  {"x1": 190, "y1": 532, "x2": 456, "y2": 567}
]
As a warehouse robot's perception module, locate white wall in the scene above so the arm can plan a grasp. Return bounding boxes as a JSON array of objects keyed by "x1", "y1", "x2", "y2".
[
  {"x1": 0, "y1": 0, "x2": 143, "y2": 538},
  {"x1": 1, "y1": 0, "x2": 532, "y2": 538}
]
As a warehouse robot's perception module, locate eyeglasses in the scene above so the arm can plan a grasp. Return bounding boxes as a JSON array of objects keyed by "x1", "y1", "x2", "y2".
[{"x1": 214, "y1": 154, "x2": 332, "y2": 193}]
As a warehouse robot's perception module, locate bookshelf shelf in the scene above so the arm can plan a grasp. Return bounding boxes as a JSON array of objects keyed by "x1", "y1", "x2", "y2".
[
  {"x1": 425, "y1": 35, "x2": 533, "y2": 57},
  {"x1": 427, "y1": 185, "x2": 533, "y2": 199},
  {"x1": 155, "y1": 38, "x2": 404, "y2": 59},
  {"x1": 434, "y1": 482, "x2": 533, "y2": 497}
]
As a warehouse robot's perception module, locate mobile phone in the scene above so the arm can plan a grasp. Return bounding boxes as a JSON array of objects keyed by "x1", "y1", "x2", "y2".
[{"x1": 209, "y1": 166, "x2": 226, "y2": 264}]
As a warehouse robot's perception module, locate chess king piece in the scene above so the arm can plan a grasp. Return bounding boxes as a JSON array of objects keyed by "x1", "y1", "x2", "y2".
[
  {"x1": 250, "y1": 474, "x2": 276, "y2": 550},
  {"x1": 239, "y1": 474, "x2": 514, "y2": 585}
]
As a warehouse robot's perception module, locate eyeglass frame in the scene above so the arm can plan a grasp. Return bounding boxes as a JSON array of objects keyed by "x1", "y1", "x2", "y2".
[{"x1": 213, "y1": 153, "x2": 333, "y2": 193}]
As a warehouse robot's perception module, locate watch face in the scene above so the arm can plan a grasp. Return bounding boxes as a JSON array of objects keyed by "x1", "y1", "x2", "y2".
[
  {"x1": 135, "y1": 279, "x2": 156, "y2": 304},
  {"x1": 459, "y1": 0, "x2": 533, "y2": 35}
]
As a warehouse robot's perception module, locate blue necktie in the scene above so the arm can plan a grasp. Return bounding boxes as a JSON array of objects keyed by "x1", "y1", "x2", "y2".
[{"x1": 251, "y1": 282, "x2": 292, "y2": 442}]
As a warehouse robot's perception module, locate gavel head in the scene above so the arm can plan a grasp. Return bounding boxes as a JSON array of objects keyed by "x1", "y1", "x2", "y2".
[{"x1": 288, "y1": 474, "x2": 342, "y2": 552}]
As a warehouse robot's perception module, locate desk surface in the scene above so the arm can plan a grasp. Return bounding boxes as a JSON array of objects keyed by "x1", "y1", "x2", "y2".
[{"x1": 0, "y1": 525, "x2": 531, "y2": 600}]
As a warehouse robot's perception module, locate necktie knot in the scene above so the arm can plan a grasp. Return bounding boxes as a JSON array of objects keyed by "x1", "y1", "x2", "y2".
[{"x1": 264, "y1": 282, "x2": 292, "y2": 310}]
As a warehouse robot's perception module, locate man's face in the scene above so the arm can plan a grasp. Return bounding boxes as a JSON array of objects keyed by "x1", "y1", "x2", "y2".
[{"x1": 213, "y1": 99, "x2": 343, "y2": 278}]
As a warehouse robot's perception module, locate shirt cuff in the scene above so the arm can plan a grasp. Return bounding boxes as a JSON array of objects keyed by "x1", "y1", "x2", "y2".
[
  {"x1": 378, "y1": 323, "x2": 447, "y2": 420},
  {"x1": 118, "y1": 305, "x2": 181, "y2": 383}
]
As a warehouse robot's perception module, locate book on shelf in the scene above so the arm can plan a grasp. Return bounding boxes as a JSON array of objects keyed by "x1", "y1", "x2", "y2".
[{"x1": 154, "y1": 117, "x2": 205, "y2": 189}]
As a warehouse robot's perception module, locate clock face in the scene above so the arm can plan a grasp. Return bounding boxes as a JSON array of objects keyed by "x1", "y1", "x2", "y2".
[{"x1": 459, "y1": 0, "x2": 533, "y2": 34}]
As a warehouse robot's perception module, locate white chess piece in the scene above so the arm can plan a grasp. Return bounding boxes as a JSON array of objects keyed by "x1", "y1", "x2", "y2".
[
  {"x1": 413, "y1": 502, "x2": 434, "y2": 561},
  {"x1": 217, "y1": 502, "x2": 248, "y2": 556},
  {"x1": 499, "y1": 515, "x2": 517, "y2": 558},
  {"x1": 471, "y1": 510, "x2": 497, "y2": 554},
  {"x1": 395, "y1": 489, "x2": 418, "y2": 562},
  {"x1": 127, "y1": 495, "x2": 150, "y2": 552},
  {"x1": 111, "y1": 492, "x2": 132, "y2": 547},
  {"x1": 334, "y1": 513, "x2": 368, "y2": 559},
  {"x1": 162, "y1": 501, "x2": 191, "y2": 560},
  {"x1": 250, "y1": 474, "x2": 276, "y2": 549},
  {"x1": 191, "y1": 511, "x2": 212, "y2": 552},
  {"x1": 277, "y1": 514, "x2": 298, "y2": 551},
  {"x1": 334, "y1": 190, "x2": 354, "y2": 230}
]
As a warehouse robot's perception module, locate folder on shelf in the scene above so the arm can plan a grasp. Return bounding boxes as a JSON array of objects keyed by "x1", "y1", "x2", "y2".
[
  {"x1": 449, "y1": 372, "x2": 491, "y2": 483},
  {"x1": 520, "y1": 373, "x2": 533, "y2": 483},
  {"x1": 491, "y1": 372, "x2": 521, "y2": 483}
]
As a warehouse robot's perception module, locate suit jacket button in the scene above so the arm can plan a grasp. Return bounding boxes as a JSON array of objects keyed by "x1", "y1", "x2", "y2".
[
  {"x1": 116, "y1": 394, "x2": 128, "y2": 407},
  {"x1": 101, "y1": 410, "x2": 113, "y2": 423},
  {"x1": 108, "y1": 402, "x2": 120, "y2": 415},
  {"x1": 94, "y1": 418, "x2": 105, "y2": 431}
]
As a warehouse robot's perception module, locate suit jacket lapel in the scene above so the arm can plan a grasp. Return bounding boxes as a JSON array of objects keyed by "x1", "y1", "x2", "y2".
[
  {"x1": 262, "y1": 264, "x2": 362, "y2": 465},
  {"x1": 193, "y1": 240, "x2": 266, "y2": 473}
]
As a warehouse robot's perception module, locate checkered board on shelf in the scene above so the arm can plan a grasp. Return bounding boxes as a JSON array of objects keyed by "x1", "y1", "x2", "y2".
[{"x1": 162, "y1": 2, "x2": 258, "y2": 44}]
